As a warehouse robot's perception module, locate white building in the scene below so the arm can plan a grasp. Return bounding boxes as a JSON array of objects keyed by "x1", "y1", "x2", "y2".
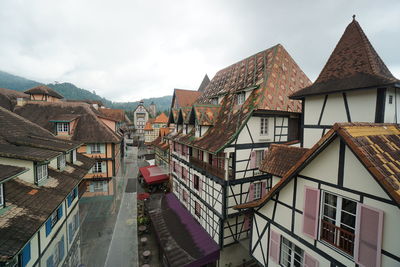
[
  {"x1": 237, "y1": 18, "x2": 400, "y2": 267},
  {"x1": 133, "y1": 100, "x2": 149, "y2": 135},
  {"x1": 167, "y1": 43, "x2": 311, "y2": 266}
]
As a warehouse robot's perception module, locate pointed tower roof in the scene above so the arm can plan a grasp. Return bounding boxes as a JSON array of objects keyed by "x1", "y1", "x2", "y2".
[
  {"x1": 198, "y1": 74, "x2": 211, "y2": 92},
  {"x1": 291, "y1": 17, "x2": 399, "y2": 99}
]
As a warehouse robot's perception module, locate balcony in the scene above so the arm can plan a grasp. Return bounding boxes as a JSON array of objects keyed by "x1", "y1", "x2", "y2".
[
  {"x1": 189, "y1": 156, "x2": 225, "y2": 179},
  {"x1": 320, "y1": 219, "x2": 355, "y2": 256}
]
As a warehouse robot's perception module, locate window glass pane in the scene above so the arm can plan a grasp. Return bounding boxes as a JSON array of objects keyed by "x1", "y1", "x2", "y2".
[
  {"x1": 342, "y1": 198, "x2": 356, "y2": 214},
  {"x1": 324, "y1": 192, "x2": 337, "y2": 206},
  {"x1": 323, "y1": 205, "x2": 336, "y2": 220},
  {"x1": 340, "y1": 213, "x2": 356, "y2": 231}
]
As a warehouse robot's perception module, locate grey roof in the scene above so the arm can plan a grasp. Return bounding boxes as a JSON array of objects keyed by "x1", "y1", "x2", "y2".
[{"x1": 0, "y1": 164, "x2": 27, "y2": 183}]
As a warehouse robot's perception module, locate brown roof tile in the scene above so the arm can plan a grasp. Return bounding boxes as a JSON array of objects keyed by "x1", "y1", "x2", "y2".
[
  {"x1": 291, "y1": 19, "x2": 399, "y2": 99},
  {"x1": 153, "y1": 112, "x2": 168, "y2": 123},
  {"x1": 98, "y1": 108, "x2": 127, "y2": 122},
  {"x1": 24, "y1": 85, "x2": 64, "y2": 99},
  {"x1": 173, "y1": 89, "x2": 202, "y2": 108},
  {"x1": 0, "y1": 88, "x2": 29, "y2": 111},
  {"x1": 0, "y1": 165, "x2": 27, "y2": 183},
  {"x1": 260, "y1": 144, "x2": 309, "y2": 177}
]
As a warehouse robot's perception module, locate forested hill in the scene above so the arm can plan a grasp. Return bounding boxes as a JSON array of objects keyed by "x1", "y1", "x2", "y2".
[{"x1": 0, "y1": 70, "x2": 172, "y2": 112}]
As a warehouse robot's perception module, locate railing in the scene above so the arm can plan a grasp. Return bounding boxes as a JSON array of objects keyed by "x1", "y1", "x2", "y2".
[
  {"x1": 320, "y1": 219, "x2": 355, "y2": 256},
  {"x1": 189, "y1": 156, "x2": 225, "y2": 179}
]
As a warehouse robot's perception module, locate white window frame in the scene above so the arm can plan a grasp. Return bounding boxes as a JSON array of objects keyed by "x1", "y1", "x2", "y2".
[
  {"x1": 253, "y1": 182, "x2": 262, "y2": 200},
  {"x1": 260, "y1": 118, "x2": 268, "y2": 135},
  {"x1": 92, "y1": 161, "x2": 102, "y2": 173},
  {"x1": 90, "y1": 143, "x2": 102, "y2": 154},
  {"x1": 50, "y1": 209, "x2": 59, "y2": 227},
  {"x1": 280, "y1": 236, "x2": 305, "y2": 267},
  {"x1": 0, "y1": 184, "x2": 4, "y2": 207},
  {"x1": 36, "y1": 164, "x2": 48, "y2": 184},
  {"x1": 57, "y1": 122, "x2": 69, "y2": 133},
  {"x1": 57, "y1": 154, "x2": 66, "y2": 170},
  {"x1": 236, "y1": 92, "x2": 245, "y2": 105}
]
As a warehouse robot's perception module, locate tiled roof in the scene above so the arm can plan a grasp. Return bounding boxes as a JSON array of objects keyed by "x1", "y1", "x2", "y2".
[
  {"x1": 0, "y1": 88, "x2": 28, "y2": 111},
  {"x1": 168, "y1": 108, "x2": 180, "y2": 124},
  {"x1": 179, "y1": 107, "x2": 192, "y2": 124},
  {"x1": 153, "y1": 112, "x2": 168, "y2": 124},
  {"x1": 98, "y1": 108, "x2": 127, "y2": 122},
  {"x1": 291, "y1": 19, "x2": 399, "y2": 99},
  {"x1": 144, "y1": 121, "x2": 153, "y2": 131},
  {"x1": 192, "y1": 104, "x2": 221, "y2": 126},
  {"x1": 49, "y1": 114, "x2": 80, "y2": 122},
  {"x1": 173, "y1": 89, "x2": 202, "y2": 108},
  {"x1": 172, "y1": 44, "x2": 310, "y2": 153},
  {"x1": 151, "y1": 136, "x2": 169, "y2": 151},
  {"x1": 14, "y1": 101, "x2": 122, "y2": 143},
  {"x1": 198, "y1": 74, "x2": 211, "y2": 92},
  {"x1": 0, "y1": 164, "x2": 27, "y2": 183},
  {"x1": 260, "y1": 144, "x2": 309, "y2": 177},
  {"x1": 236, "y1": 123, "x2": 400, "y2": 209},
  {"x1": 24, "y1": 85, "x2": 64, "y2": 99},
  {"x1": 0, "y1": 153, "x2": 93, "y2": 261}
]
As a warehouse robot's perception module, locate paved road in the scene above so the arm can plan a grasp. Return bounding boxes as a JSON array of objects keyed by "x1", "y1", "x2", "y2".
[{"x1": 79, "y1": 144, "x2": 139, "y2": 267}]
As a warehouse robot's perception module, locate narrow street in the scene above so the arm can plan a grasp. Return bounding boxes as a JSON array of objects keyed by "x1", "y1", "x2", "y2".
[{"x1": 78, "y1": 144, "x2": 139, "y2": 267}]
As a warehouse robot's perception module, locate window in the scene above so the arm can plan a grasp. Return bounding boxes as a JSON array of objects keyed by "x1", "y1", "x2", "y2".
[
  {"x1": 92, "y1": 161, "x2": 102, "y2": 173},
  {"x1": 280, "y1": 236, "x2": 305, "y2": 267},
  {"x1": 50, "y1": 209, "x2": 60, "y2": 227},
  {"x1": 260, "y1": 118, "x2": 268, "y2": 135},
  {"x1": 320, "y1": 191, "x2": 357, "y2": 255},
  {"x1": 0, "y1": 184, "x2": 3, "y2": 207},
  {"x1": 90, "y1": 143, "x2": 101, "y2": 154},
  {"x1": 389, "y1": 95, "x2": 393, "y2": 104},
  {"x1": 255, "y1": 150, "x2": 264, "y2": 168},
  {"x1": 236, "y1": 92, "x2": 245, "y2": 105},
  {"x1": 57, "y1": 122, "x2": 69, "y2": 133},
  {"x1": 47, "y1": 236, "x2": 65, "y2": 267},
  {"x1": 68, "y1": 213, "x2": 80, "y2": 244},
  {"x1": 182, "y1": 190, "x2": 188, "y2": 203},
  {"x1": 46, "y1": 206, "x2": 62, "y2": 236},
  {"x1": 211, "y1": 97, "x2": 218, "y2": 105},
  {"x1": 36, "y1": 164, "x2": 48, "y2": 184},
  {"x1": 67, "y1": 187, "x2": 78, "y2": 207},
  {"x1": 194, "y1": 175, "x2": 200, "y2": 190},
  {"x1": 253, "y1": 182, "x2": 262, "y2": 200},
  {"x1": 195, "y1": 201, "x2": 201, "y2": 217},
  {"x1": 57, "y1": 154, "x2": 66, "y2": 170}
]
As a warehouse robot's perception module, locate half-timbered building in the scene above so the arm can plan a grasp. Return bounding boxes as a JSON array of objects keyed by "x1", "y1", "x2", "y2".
[
  {"x1": 167, "y1": 44, "x2": 311, "y2": 265},
  {"x1": 236, "y1": 18, "x2": 400, "y2": 267}
]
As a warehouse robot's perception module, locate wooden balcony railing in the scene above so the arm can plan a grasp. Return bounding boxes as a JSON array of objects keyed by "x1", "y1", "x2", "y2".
[
  {"x1": 320, "y1": 219, "x2": 355, "y2": 256},
  {"x1": 189, "y1": 156, "x2": 226, "y2": 179}
]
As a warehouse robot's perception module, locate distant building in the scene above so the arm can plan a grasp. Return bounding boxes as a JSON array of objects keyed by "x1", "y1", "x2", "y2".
[
  {"x1": 24, "y1": 85, "x2": 64, "y2": 102},
  {"x1": 149, "y1": 101, "x2": 157, "y2": 118},
  {"x1": 144, "y1": 113, "x2": 168, "y2": 144},
  {"x1": 133, "y1": 100, "x2": 149, "y2": 135},
  {"x1": 198, "y1": 74, "x2": 210, "y2": 92},
  {"x1": 0, "y1": 106, "x2": 93, "y2": 267}
]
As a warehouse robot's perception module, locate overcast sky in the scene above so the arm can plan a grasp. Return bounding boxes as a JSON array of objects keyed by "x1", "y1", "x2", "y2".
[{"x1": 0, "y1": 0, "x2": 399, "y2": 102}]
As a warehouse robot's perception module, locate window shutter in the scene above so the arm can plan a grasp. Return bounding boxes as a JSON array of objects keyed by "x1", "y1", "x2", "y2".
[
  {"x1": 199, "y1": 177, "x2": 202, "y2": 193},
  {"x1": 248, "y1": 184, "x2": 255, "y2": 201},
  {"x1": 304, "y1": 253, "x2": 319, "y2": 267},
  {"x1": 59, "y1": 236, "x2": 65, "y2": 260},
  {"x1": 103, "y1": 181, "x2": 108, "y2": 192},
  {"x1": 89, "y1": 184, "x2": 94, "y2": 192},
  {"x1": 101, "y1": 161, "x2": 106, "y2": 173},
  {"x1": 302, "y1": 186, "x2": 320, "y2": 239},
  {"x1": 21, "y1": 242, "x2": 31, "y2": 267},
  {"x1": 46, "y1": 255, "x2": 54, "y2": 267},
  {"x1": 269, "y1": 230, "x2": 280, "y2": 263},
  {"x1": 354, "y1": 204, "x2": 384, "y2": 267},
  {"x1": 86, "y1": 144, "x2": 90, "y2": 154},
  {"x1": 58, "y1": 205, "x2": 63, "y2": 219},
  {"x1": 68, "y1": 223, "x2": 73, "y2": 243},
  {"x1": 67, "y1": 194, "x2": 72, "y2": 207},
  {"x1": 261, "y1": 182, "x2": 267, "y2": 197},
  {"x1": 250, "y1": 151, "x2": 256, "y2": 169},
  {"x1": 72, "y1": 150, "x2": 77, "y2": 162},
  {"x1": 45, "y1": 218, "x2": 52, "y2": 236},
  {"x1": 100, "y1": 144, "x2": 105, "y2": 154}
]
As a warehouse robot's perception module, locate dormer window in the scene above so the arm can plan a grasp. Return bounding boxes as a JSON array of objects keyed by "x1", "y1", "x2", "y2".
[
  {"x1": 236, "y1": 92, "x2": 245, "y2": 105},
  {"x1": 57, "y1": 154, "x2": 66, "y2": 170},
  {"x1": 56, "y1": 122, "x2": 69, "y2": 133},
  {"x1": 89, "y1": 143, "x2": 102, "y2": 154},
  {"x1": 35, "y1": 164, "x2": 48, "y2": 185},
  {"x1": 0, "y1": 184, "x2": 4, "y2": 208},
  {"x1": 211, "y1": 97, "x2": 218, "y2": 105}
]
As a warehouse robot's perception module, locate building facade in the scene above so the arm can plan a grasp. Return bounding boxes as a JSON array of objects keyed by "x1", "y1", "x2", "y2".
[{"x1": 133, "y1": 100, "x2": 149, "y2": 135}]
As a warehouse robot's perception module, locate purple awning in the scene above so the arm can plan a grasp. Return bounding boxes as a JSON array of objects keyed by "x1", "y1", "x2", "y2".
[{"x1": 146, "y1": 193, "x2": 220, "y2": 267}]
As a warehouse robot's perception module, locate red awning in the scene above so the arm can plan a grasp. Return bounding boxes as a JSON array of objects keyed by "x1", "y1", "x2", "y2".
[{"x1": 139, "y1": 165, "x2": 169, "y2": 185}]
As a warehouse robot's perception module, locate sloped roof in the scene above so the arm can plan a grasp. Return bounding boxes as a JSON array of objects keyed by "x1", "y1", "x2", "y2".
[
  {"x1": 0, "y1": 164, "x2": 27, "y2": 183},
  {"x1": 173, "y1": 89, "x2": 202, "y2": 108},
  {"x1": 0, "y1": 153, "x2": 93, "y2": 262},
  {"x1": 260, "y1": 144, "x2": 309, "y2": 177},
  {"x1": 291, "y1": 19, "x2": 399, "y2": 99},
  {"x1": 14, "y1": 102, "x2": 122, "y2": 143},
  {"x1": 144, "y1": 121, "x2": 153, "y2": 131},
  {"x1": 98, "y1": 108, "x2": 126, "y2": 122},
  {"x1": 179, "y1": 107, "x2": 192, "y2": 124},
  {"x1": 168, "y1": 108, "x2": 180, "y2": 124},
  {"x1": 0, "y1": 88, "x2": 29, "y2": 111},
  {"x1": 236, "y1": 123, "x2": 400, "y2": 209},
  {"x1": 151, "y1": 136, "x2": 169, "y2": 151},
  {"x1": 154, "y1": 112, "x2": 168, "y2": 124},
  {"x1": 198, "y1": 74, "x2": 211, "y2": 92},
  {"x1": 179, "y1": 44, "x2": 311, "y2": 153},
  {"x1": 24, "y1": 85, "x2": 64, "y2": 99},
  {"x1": 191, "y1": 104, "x2": 221, "y2": 126}
]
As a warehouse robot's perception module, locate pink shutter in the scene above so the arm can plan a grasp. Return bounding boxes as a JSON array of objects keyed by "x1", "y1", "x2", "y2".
[
  {"x1": 354, "y1": 204, "x2": 384, "y2": 267},
  {"x1": 269, "y1": 230, "x2": 280, "y2": 263},
  {"x1": 248, "y1": 184, "x2": 255, "y2": 201},
  {"x1": 302, "y1": 186, "x2": 320, "y2": 239},
  {"x1": 199, "y1": 176, "x2": 202, "y2": 192},
  {"x1": 304, "y1": 253, "x2": 319, "y2": 267},
  {"x1": 250, "y1": 151, "x2": 256, "y2": 169},
  {"x1": 261, "y1": 182, "x2": 267, "y2": 197},
  {"x1": 243, "y1": 214, "x2": 251, "y2": 231}
]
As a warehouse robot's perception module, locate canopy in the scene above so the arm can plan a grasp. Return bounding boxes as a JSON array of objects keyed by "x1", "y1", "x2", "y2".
[{"x1": 139, "y1": 165, "x2": 169, "y2": 185}]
